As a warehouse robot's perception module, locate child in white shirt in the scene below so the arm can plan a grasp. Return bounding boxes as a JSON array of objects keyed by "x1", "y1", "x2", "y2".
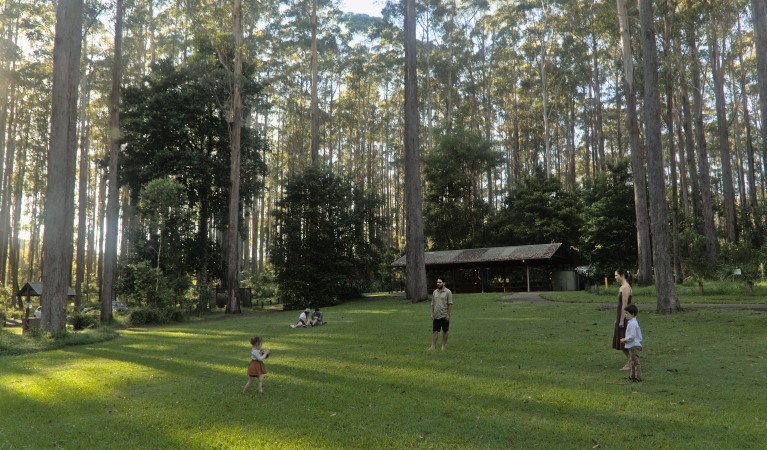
[{"x1": 620, "y1": 304, "x2": 643, "y2": 382}]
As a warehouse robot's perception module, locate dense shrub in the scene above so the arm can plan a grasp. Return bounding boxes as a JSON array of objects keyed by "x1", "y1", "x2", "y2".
[
  {"x1": 69, "y1": 310, "x2": 99, "y2": 330},
  {"x1": 128, "y1": 308, "x2": 167, "y2": 326},
  {"x1": 165, "y1": 307, "x2": 187, "y2": 322},
  {"x1": 128, "y1": 307, "x2": 187, "y2": 326}
]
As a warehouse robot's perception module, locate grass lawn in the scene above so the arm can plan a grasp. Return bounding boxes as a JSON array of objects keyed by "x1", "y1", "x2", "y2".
[
  {"x1": 1, "y1": 293, "x2": 766, "y2": 448},
  {"x1": 542, "y1": 279, "x2": 767, "y2": 304}
]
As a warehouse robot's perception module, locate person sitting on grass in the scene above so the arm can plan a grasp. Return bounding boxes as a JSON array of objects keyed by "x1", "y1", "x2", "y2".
[
  {"x1": 291, "y1": 308, "x2": 311, "y2": 328},
  {"x1": 309, "y1": 308, "x2": 324, "y2": 326}
]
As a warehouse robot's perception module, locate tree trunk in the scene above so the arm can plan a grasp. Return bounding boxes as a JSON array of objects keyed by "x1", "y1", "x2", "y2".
[
  {"x1": 674, "y1": 100, "x2": 690, "y2": 216},
  {"x1": 676, "y1": 33, "x2": 701, "y2": 221},
  {"x1": 226, "y1": 0, "x2": 243, "y2": 314},
  {"x1": 26, "y1": 191, "x2": 40, "y2": 301},
  {"x1": 9, "y1": 121, "x2": 27, "y2": 298},
  {"x1": 738, "y1": 17, "x2": 758, "y2": 230},
  {"x1": 75, "y1": 34, "x2": 90, "y2": 308},
  {"x1": 96, "y1": 164, "x2": 107, "y2": 298},
  {"x1": 196, "y1": 193, "x2": 210, "y2": 310},
  {"x1": 101, "y1": 0, "x2": 122, "y2": 322},
  {"x1": 662, "y1": 12, "x2": 683, "y2": 283},
  {"x1": 709, "y1": 24, "x2": 737, "y2": 243},
  {"x1": 639, "y1": 0, "x2": 680, "y2": 313},
  {"x1": 425, "y1": 11, "x2": 433, "y2": 152},
  {"x1": 310, "y1": 0, "x2": 319, "y2": 163},
  {"x1": 0, "y1": 82, "x2": 16, "y2": 285},
  {"x1": 0, "y1": 15, "x2": 15, "y2": 284},
  {"x1": 591, "y1": 30, "x2": 605, "y2": 172},
  {"x1": 617, "y1": 0, "x2": 652, "y2": 284},
  {"x1": 42, "y1": 0, "x2": 84, "y2": 332},
  {"x1": 568, "y1": 96, "x2": 576, "y2": 191},
  {"x1": 616, "y1": 70, "x2": 623, "y2": 156},
  {"x1": 752, "y1": 0, "x2": 767, "y2": 197},
  {"x1": 539, "y1": 16, "x2": 551, "y2": 176},
  {"x1": 404, "y1": 0, "x2": 427, "y2": 302}
]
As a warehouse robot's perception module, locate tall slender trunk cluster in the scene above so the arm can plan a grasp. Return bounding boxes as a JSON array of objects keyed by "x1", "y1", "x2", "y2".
[
  {"x1": 752, "y1": 0, "x2": 767, "y2": 230},
  {"x1": 638, "y1": 0, "x2": 679, "y2": 313},
  {"x1": 616, "y1": 0, "x2": 652, "y2": 285},
  {"x1": 709, "y1": 24, "x2": 737, "y2": 243},
  {"x1": 686, "y1": 6, "x2": 717, "y2": 266}
]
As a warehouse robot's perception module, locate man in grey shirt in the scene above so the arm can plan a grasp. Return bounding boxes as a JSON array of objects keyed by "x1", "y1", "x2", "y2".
[{"x1": 429, "y1": 277, "x2": 453, "y2": 351}]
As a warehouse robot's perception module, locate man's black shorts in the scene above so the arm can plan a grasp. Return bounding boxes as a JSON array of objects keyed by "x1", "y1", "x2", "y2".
[{"x1": 432, "y1": 317, "x2": 450, "y2": 332}]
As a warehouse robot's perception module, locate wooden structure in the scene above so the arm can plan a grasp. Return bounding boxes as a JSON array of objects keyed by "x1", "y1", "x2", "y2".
[
  {"x1": 16, "y1": 282, "x2": 77, "y2": 306},
  {"x1": 390, "y1": 243, "x2": 574, "y2": 293},
  {"x1": 15, "y1": 282, "x2": 77, "y2": 332}
]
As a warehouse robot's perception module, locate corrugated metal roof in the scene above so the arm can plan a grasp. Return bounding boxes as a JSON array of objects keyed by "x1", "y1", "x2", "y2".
[{"x1": 390, "y1": 243, "x2": 563, "y2": 267}]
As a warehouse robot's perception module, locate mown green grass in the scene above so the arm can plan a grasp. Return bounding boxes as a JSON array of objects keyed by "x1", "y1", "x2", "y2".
[
  {"x1": 1, "y1": 293, "x2": 765, "y2": 448},
  {"x1": 0, "y1": 327, "x2": 119, "y2": 356},
  {"x1": 542, "y1": 279, "x2": 767, "y2": 304}
]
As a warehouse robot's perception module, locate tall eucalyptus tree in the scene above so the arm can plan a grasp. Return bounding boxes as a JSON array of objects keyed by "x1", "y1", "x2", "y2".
[
  {"x1": 404, "y1": 0, "x2": 427, "y2": 302},
  {"x1": 752, "y1": 0, "x2": 767, "y2": 209},
  {"x1": 101, "y1": 0, "x2": 123, "y2": 321},
  {"x1": 42, "y1": 0, "x2": 84, "y2": 331},
  {"x1": 226, "y1": 0, "x2": 244, "y2": 314},
  {"x1": 638, "y1": 0, "x2": 679, "y2": 313},
  {"x1": 308, "y1": 0, "x2": 320, "y2": 163}
]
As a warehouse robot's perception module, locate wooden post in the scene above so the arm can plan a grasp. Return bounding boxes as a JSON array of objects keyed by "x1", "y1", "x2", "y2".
[{"x1": 526, "y1": 262, "x2": 531, "y2": 292}]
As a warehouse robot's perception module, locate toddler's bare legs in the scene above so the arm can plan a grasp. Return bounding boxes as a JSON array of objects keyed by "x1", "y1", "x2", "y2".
[{"x1": 243, "y1": 376, "x2": 255, "y2": 394}]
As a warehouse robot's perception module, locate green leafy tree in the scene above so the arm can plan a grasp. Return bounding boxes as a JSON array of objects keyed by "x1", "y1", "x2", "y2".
[
  {"x1": 271, "y1": 165, "x2": 387, "y2": 309},
  {"x1": 120, "y1": 54, "x2": 267, "y2": 288},
  {"x1": 423, "y1": 128, "x2": 503, "y2": 250},
  {"x1": 579, "y1": 158, "x2": 637, "y2": 281},
  {"x1": 482, "y1": 167, "x2": 582, "y2": 258}
]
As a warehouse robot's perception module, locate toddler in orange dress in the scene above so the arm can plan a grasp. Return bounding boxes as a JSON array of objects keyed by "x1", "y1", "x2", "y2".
[{"x1": 243, "y1": 336, "x2": 270, "y2": 394}]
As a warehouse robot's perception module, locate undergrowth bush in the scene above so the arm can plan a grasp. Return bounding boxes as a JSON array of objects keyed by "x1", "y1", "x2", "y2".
[
  {"x1": 128, "y1": 308, "x2": 166, "y2": 326},
  {"x1": 241, "y1": 267, "x2": 278, "y2": 298},
  {"x1": 166, "y1": 307, "x2": 187, "y2": 322},
  {"x1": 128, "y1": 307, "x2": 187, "y2": 326},
  {"x1": 69, "y1": 310, "x2": 99, "y2": 330}
]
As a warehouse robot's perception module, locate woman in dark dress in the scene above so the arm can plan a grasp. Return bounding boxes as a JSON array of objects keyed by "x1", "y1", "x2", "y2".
[{"x1": 612, "y1": 268, "x2": 632, "y2": 370}]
